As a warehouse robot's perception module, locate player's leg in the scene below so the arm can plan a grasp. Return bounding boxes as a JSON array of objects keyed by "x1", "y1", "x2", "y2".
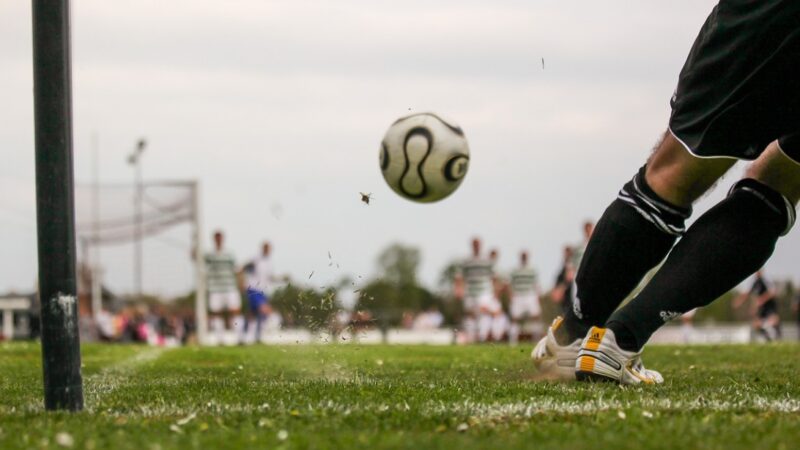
[
  {"x1": 605, "y1": 140, "x2": 799, "y2": 353},
  {"x1": 461, "y1": 297, "x2": 478, "y2": 343},
  {"x1": 557, "y1": 132, "x2": 734, "y2": 344},
  {"x1": 225, "y1": 291, "x2": 243, "y2": 342},
  {"x1": 477, "y1": 311, "x2": 492, "y2": 343},
  {"x1": 254, "y1": 298, "x2": 268, "y2": 343},
  {"x1": 508, "y1": 299, "x2": 522, "y2": 345},
  {"x1": 509, "y1": 319, "x2": 521, "y2": 346},
  {"x1": 207, "y1": 293, "x2": 226, "y2": 342}
]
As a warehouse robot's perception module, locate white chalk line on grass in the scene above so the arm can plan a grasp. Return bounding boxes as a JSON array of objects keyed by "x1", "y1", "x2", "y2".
[
  {"x1": 84, "y1": 347, "x2": 168, "y2": 408},
  {"x1": 1, "y1": 347, "x2": 169, "y2": 414},
  {"x1": 30, "y1": 395, "x2": 796, "y2": 419}
]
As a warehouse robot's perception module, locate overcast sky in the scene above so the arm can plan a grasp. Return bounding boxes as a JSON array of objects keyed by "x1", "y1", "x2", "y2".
[{"x1": 2, "y1": 0, "x2": 798, "y2": 297}]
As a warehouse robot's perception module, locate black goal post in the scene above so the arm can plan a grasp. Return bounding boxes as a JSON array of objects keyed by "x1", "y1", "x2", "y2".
[{"x1": 32, "y1": 0, "x2": 84, "y2": 411}]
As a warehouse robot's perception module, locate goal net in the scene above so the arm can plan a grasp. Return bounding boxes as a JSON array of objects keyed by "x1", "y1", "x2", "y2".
[{"x1": 73, "y1": 180, "x2": 208, "y2": 342}]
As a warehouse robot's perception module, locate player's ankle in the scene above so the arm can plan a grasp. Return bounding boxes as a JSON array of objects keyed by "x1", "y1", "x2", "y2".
[
  {"x1": 607, "y1": 321, "x2": 640, "y2": 352},
  {"x1": 554, "y1": 315, "x2": 589, "y2": 345}
]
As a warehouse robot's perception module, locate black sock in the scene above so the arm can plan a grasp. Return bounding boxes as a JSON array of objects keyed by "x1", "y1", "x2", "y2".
[
  {"x1": 556, "y1": 166, "x2": 690, "y2": 344},
  {"x1": 608, "y1": 179, "x2": 795, "y2": 351}
]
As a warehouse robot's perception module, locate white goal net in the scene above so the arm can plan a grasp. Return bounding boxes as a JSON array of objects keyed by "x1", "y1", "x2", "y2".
[{"x1": 73, "y1": 180, "x2": 208, "y2": 342}]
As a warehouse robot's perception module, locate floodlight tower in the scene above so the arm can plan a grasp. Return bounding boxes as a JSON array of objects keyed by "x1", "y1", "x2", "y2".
[
  {"x1": 32, "y1": 0, "x2": 84, "y2": 410},
  {"x1": 128, "y1": 139, "x2": 146, "y2": 301}
]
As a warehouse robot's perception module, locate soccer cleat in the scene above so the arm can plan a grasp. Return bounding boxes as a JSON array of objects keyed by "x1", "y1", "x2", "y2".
[
  {"x1": 575, "y1": 326, "x2": 663, "y2": 385},
  {"x1": 531, "y1": 316, "x2": 582, "y2": 380}
]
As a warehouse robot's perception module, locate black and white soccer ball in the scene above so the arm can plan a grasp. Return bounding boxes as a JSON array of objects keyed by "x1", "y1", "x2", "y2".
[{"x1": 379, "y1": 112, "x2": 470, "y2": 203}]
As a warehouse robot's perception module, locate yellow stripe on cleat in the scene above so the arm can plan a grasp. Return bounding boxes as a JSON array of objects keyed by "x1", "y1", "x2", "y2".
[{"x1": 578, "y1": 356, "x2": 595, "y2": 372}]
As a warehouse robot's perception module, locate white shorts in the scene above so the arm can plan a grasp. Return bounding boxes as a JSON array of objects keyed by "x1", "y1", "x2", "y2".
[
  {"x1": 208, "y1": 290, "x2": 242, "y2": 313},
  {"x1": 465, "y1": 294, "x2": 494, "y2": 314},
  {"x1": 483, "y1": 297, "x2": 503, "y2": 315},
  {"x1": 510, "y1": 294, "x2": 541, "y2": 320}
]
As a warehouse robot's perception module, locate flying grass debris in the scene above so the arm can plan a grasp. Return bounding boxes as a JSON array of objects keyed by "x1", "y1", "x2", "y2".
[{"x1": 55, "y1": 432, "x2": 74, "y2": 448}]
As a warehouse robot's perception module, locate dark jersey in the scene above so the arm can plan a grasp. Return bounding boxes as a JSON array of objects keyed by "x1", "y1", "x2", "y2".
[
  {"x1": 555, "y1": 267, "x2": 574, "y2": 316},
  {"x1": 750, "y1": 275, "x2": 778, "y2": 319}
]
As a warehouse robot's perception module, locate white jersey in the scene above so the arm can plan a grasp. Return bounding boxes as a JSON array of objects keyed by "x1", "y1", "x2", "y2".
[
  {"x1": 460, "y1": 257, "x2": 494, "y2": 300},
  {"x1": 254, "y1": 255, "x2": 274, "y2": 294}
]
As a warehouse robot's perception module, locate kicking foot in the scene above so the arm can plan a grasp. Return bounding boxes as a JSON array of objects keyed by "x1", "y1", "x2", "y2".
[{"x1": 575, "y1": 326, "x2": 664, "y2": 385}]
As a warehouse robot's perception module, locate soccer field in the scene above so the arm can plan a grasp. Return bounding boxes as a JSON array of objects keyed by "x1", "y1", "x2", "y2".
[{"x1": 2, "y1": 343, "x2": 799, "y2": 450}]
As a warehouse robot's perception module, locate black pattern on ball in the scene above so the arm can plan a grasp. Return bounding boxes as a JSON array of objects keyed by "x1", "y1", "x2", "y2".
[
  {"x1": 399, "y1": 127, "x2": 433, "y2": 199},
  {"x1": 380, "y1": 142, "x2": 390, "y2": 171},
  {"x1": 392, "y1": 113, "x2": 464, "y2": 137},
  {"x1": 443, "y1": 155, "x2": 469, "y2": 181}
]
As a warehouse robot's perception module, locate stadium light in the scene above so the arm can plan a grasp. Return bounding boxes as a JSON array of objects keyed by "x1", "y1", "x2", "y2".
[
  {"x1": 128, "y1": 139, "x2": 147, "y2": 301},
  {"x1": 32, "y1": 0, "x2": 84, "y2": 411}
]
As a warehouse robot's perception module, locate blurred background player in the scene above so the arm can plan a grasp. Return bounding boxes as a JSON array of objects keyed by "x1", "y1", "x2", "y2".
[
  {"x1": 550, "y1": 221, "x2": 593, "y2": 317},
  {"x1": 205, "y1": 230, "x2": 241, "y2": 344},
  {"x1": 482, "y1": 248, "x2": 508, "y2": 342},
  {"x1": 550, "y1": 245, "x2": 575, "y2": 314},
  {"x1": 240, "y1": 262, "x2": 269, "y2": 344},
  {"x1": 793, "y1": 290, "x2": 800, "y2": 341},
  {"x1": 734, "y1": 269, "x2": 781, "y2": 342},
  {"x1": 454, "y1": 237, "x2": 494, "y2": 343},
  {"x1": 680, "y1": 308, "x2": 697, "y2": 344},
  {"x1": 570, "y1": 221, "x2": 595, "y2": 275},
  {"x1": 254, "y1": 241, "x2": 277, "y2": 297},
  {"x1": 240, "y1": 241, "x2": 277, "y2": 344},
  {"x1": 508, "y1": 250, "x2": 542, "y2": 345}
]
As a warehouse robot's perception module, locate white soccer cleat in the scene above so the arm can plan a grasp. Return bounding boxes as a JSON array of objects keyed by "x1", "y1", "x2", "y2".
[
  {"x1": 575, "y1": 326, "x2": 663, "y2": 385},
  {"x1": 531, "y1": 316, "x2": 582, "y2": 380}
]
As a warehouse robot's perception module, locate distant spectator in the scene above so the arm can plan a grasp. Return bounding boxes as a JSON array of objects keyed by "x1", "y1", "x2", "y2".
[
  {"x1": 413, "y1": 307, "x2": 444, "y2": 330},
  {"x1": 95, "y1": 308, "x2": 116, "y2": 341}
]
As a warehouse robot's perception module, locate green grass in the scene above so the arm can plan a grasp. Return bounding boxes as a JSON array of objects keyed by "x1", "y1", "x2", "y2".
[{"x1": 1, "y1": 342, "x2": 799, "y2": 450}]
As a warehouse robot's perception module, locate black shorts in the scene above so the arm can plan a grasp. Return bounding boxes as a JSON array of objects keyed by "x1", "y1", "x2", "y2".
[
  {"x1": 669, "y1": 1, "x2": 800, "y2": 162},
  {"x1": 757, "y1": 299, "x2": 779, "y2": 319}
]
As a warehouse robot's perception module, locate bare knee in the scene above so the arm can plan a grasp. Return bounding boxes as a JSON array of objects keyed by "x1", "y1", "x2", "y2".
[
  {"x1": 746, "y1": 141, "x2": 800, "y2": 204},
  {"x1": 644, "y1": 132, "x2": 735, "y2": 207}
]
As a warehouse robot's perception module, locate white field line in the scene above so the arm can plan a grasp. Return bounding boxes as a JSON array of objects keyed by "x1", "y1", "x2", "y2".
[
  {"x1": 15, "y1": 395, "x2": 791, "y2": 419},
  {"x1": 83, "y1": 347, "x2": 167, "y2": 408},
  {"x1": 1, "y1": 347, "x2": 168, "y2": 414}
]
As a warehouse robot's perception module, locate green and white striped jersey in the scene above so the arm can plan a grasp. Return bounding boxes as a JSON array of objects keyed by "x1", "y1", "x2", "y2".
[
  {"x1": 510, "y1": 267, "x2": 538, "y2": 296},
  {"x1": 205, "y1": 251, "x2": 238, "y2": 293},
  {"x1": 460, "y1": 257, "x2": 494, "y2": 299},
  {"x1": 571, "y1": 242, "x2": 588, "y2": 271}
]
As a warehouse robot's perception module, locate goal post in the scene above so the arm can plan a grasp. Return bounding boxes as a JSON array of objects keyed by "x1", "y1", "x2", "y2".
[
  {"x1": 192, "y1": 181, "x2": 208, "y2": 344},
  {"x1": 32, "y1": 0, "x2": 84, "y2": 411}
]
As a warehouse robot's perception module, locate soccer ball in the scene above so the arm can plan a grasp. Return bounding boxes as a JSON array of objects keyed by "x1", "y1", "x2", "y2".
[{"x1": 379, "y1": 112, "x2": 470, "y2": 203}]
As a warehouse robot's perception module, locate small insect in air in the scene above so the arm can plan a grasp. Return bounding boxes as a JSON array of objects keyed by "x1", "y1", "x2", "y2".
[{"x1": 359, "y1": 192, "x2": 373, "y2": 205}]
